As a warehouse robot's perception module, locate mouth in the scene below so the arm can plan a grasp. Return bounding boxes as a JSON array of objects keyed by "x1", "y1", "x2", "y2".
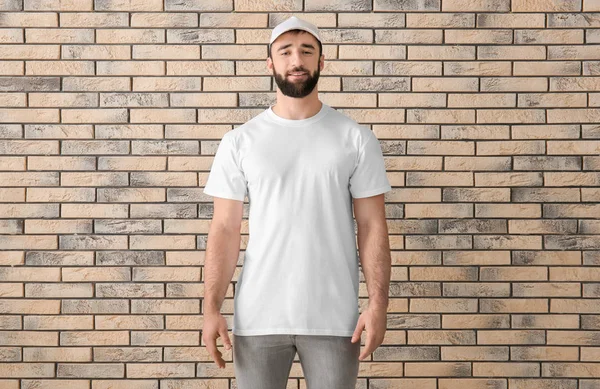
[{"x1": 289, "y1": 72, "x2": 308, "y2": 79}]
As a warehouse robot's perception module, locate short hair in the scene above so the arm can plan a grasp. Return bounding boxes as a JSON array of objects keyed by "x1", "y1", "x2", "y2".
[{"x1": 268, "y1": 29, "x2": 323, "y2": 60}]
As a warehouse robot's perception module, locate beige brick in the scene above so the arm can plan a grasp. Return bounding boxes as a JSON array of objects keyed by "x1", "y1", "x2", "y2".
[
  {"x1": 94, "y1": 219, "x2": 162, "y2": 234},
  {"x1": 131, "y1": 331, "x2": 199, "y2": 346},
  {"x1": 167, "y1": 61, "x2": 234, "y2": 76},
  {"x1": 96, "y1": 283, "x2": 164, "y2": 298},
  {"x1": 0, "y1": 331, "x2": 58, "y2": 346},
  {"x1": 165, "y1": 315, "x2": 203, "y2": 330},
  {"x1": 92, "y1": 379, "x2": 159, "y2": 389},
  {"x1": 1, "y1": 139, "x2": 59, "y2": 154},
  {"x1": 98, "y1": 61, "x2": 165, "y2": 76},
  {"x1": 0, "y1": 28, "x2": 25, "y2": 43},
  {"x1": 26, "y1": 246, "x2": 92, "y2": 265},
  {"x1": 0, "y1": 300, "x2": 60, "y2": 314},
  {"x1": 477, "y1": 109, "x2": 546, "y2": 123},
  {"x1": 97, "y1": 188, "x2": 165, "y2": 203},
  {"x1": 166, "y1": 283, "x2": 204, "y2": 297},
  {"x1": 480, "y1": 299, "x2": 548, "y2": 313},
  {"x1": 477, "y1": 13, "x2": 545, "y2": 28},
  {"x1": 0, "y1": 363, "x2": 55, "y2": 377},
  {"x1": 409, "y1": 330, "x2": 476, "y2": 345},
  {"x1": 126, "y1": 363, "x2": 195, "y2": 378},
  {"x1": 0, "y1": 189, "x2": 25, "y2": 203},
  {"x1": 130, "y1": 109, "x2": 196, "y2": 123},
  {"x1": 61, "y1": 300, "x2": 129, "y2": 314},
  {"x1": 23, "y1": 0, "x2": 92, "y2": 10},
  {"x1": 548, "y1": 108, "x2": 600, "y2": 123},
  {"x1": 514, "y1": 61, "x2": 581, "y2": 76},
  {"x1": 135, "y1": 45, "x2": 200, "y2": 60},
  {"x1": 28, "y1": 156, "x2": 96, "y2": 170},
  {"x1": 202, "y1": 14, "x2": 266, "y2": 29},
  {"x1": 94, "y1": 347, "x2": 162, "y2": 362},
  {"x1": 60, "y1": 331, "x2": 129, "y2": 346},
  {"x1": 479, "y1": 46, "x2": 545, "y2": 60},
  {"x1": 410, "y1": 46, "x2": 474, "y2": 61},
  {"x1": 130, "y1": 235, "x2": 196, "y2": 250},
  {"x1": 60, "y1": 172, "x2": 129, "y2": 186},
  {"x1": 446, "y1": 29, "x2": 513, "y2": 44},
  {"x1": 95, "y1": 315, "x2": 164, "y2": 330},
  {"x1": 0, "y1": 172, "x2": 58, "y2": 187},
  {"x1": 25, "y1": 28, "x2": 95, "y2": 43},
  {"x1": 22, "y1": 380, "x2": 89, "y2": 389},
  {"x1": 132, "y1": 12, "x2": 197, "y2": 28},
  {"x1": 512, "y1": 0, "x2": 581, "y2": 12},
  {"x1": 25, "y1": 283, "x2": 93, "y2": 298},
  {"x1": 131, "y1": 299, "x2": 200, "y2": 314},
  {"x1": 63, "y1": 77, "x2": 130, "y2": 91},
  {"x1": 410, "y1": 298, "x2": 478, "y2": 312},
  {"x1": 26, "y1": 188, "x2": 95, "y2": 202},
  {"x1": 98, "y1": 157, "x2": 167, "y2": 171},
  {"x1": 0, "y1": 13, "x2": 57, "y2": 27},
  {"x1": 133, "y1": 267, "x2": 200, "y2": 282},
  {"x1": 204, "y1": 76, "x2": 271, "y2": 91},
  {"x1": 131, "y1": 172, "x2": 198, "y2": 187},
  {"x1": 0, "y1": 157, "x2": 25, "y2": 170},
  {"x1": 407, "y1": 109, "x2": 474, "y2": 123},
  {"x1": 472, "y1": 362, "x2": 539, "y2": 377},
  {"x1": 441, "y1": 345, "x2": 508, "y2": 360},
  {"x1": 549, "y1": 45, "x2": 600, "y2": 60},
  {"x1": 57, "y1": 363, "x2": 124, "y2": 378},
  {"x1": 163, "y1": 346, "x2": 212, "y2": 361},
  {"x1": 340, "y1": 45, "x2": 406, "y2": 60},
  {"x1": 62, "y1": 108, "x2": 128, "y2": 123},
  {"x1": 0, "y1": 61, "x2": 22, "y2": 74},
  {"x1": 376, "y1": 29, "x2": 441, "y2": 44},
  {"x1": 0, "y1": 283, "x2": 22, "y2": 297},
  {"x1": 167, "y1": 156, "x2": 212, "y2": 171},
  {"x1": 61, "y1": 204, "x2": 129, "y2": 218},
  {"x1": 23, "y1": 347, "x2": 91, "y2": 362},
  {"x1": 25, "y1": 124, "x2": 94, "y2": 137},
  {"x1": 60, "y1": 13, "x2": 128, "y2": 27},
  {"x1": 0, "y1": 108, "x2": 58, "y2": 122},
  {"x1": 24, "y1": 316, "x2": 94, "y2": 330},
  {"x1": 62, "y1": 267, "x2": 131, "y2": 282},
  {"x1": 26, "y1": 61, "x2": 95, "y2": 76},
  {"x1": 164, "y1": 219, "x2": 210, "y2": 234},
  {"x1": 442, "y1": 314, "x2": 509, "y2": 329},
  {"x1": 407, "y1": 13, "x2": 473, "y2": 28}
]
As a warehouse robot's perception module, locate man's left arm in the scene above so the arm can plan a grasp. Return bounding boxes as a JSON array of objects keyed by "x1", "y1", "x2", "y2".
[{"x1": 350, "y1": 192, "x2": 391, "y2": 360}]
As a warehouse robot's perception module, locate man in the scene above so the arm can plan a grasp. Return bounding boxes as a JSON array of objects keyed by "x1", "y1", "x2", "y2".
[{"x1": 201, "y1": 15, "x2": 392, "y2": 389}]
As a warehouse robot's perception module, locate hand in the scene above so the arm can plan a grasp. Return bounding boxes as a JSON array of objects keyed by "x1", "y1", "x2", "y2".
[
  {"x1": 201, "y1": 312, "x2": 232, "y2": 368},
  {"x1": 350, "y1": 305, "x2": 387, "y2": 361}
]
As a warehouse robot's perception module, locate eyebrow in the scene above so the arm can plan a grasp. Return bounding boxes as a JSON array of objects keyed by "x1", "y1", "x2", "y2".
[{"x1": 276, "y1": 43, "x2": 316, "y2": 52}]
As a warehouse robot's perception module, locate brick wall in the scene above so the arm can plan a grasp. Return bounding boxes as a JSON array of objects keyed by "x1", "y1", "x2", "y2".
[{"x1": 1, "y1": 0, "x2": 600, "y2": 388}]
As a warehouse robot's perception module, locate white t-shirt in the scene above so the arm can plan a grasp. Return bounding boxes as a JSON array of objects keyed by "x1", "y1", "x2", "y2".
[{"x1": 203, "y1": 102, "x2": 391, "y2": 336}]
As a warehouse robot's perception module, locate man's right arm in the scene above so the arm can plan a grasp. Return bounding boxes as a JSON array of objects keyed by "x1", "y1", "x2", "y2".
[{"x1": 203, "y1": 197, "x2": 244, "y2": 316}]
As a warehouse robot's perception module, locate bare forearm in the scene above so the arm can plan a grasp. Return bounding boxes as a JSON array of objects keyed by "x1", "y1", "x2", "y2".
[
  {"x1": 357, "y1": 223, "x2": 391, "y2": 310},
  {"x1": 203, "y1": 225, "x2": 241, "y2": 315}
]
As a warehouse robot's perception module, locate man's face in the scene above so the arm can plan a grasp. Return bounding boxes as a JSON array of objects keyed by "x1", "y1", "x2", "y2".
[{"x1": 270, "y1": 32, "x2": 322, "y2": 98}]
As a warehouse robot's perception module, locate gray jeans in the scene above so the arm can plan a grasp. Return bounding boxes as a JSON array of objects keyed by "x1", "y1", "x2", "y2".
[{"x1": 232, "y1": 334, "x2": 360, "y2": 389}]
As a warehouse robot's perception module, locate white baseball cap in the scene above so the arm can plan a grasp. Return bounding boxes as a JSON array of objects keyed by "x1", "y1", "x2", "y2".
[{"x1": 270, "y1": 16, "x2": 322, "y2": 46}]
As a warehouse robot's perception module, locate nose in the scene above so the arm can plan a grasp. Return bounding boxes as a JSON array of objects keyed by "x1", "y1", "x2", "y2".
[{"x1": 289, "y1": 51, "x2": 305, "y2": 70}]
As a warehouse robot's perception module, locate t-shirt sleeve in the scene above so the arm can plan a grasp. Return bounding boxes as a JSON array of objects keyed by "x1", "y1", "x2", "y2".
[
  {"x1": 203, "y1": 133, "x2": 248, "y2": 201},
  {"x1": 348, "y1": 128, "x2": 392, "y2": 199}
]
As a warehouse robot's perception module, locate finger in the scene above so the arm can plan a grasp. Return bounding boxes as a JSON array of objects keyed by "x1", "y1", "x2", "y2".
[
  {"x1": 351, "y1": 318, "x2": 364, "y2": 343},
  {"x1": 220, "y1": 327, "x2": 232, "y2": 350},
  {"x1": 204, "y1": 335, "x2": 225, "y2": 368},
  {"x1": 358, "y1": 335, "x2": 373, "y2": 360}
]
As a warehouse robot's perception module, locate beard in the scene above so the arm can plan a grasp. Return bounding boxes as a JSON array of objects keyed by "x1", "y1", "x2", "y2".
[{"x1": 272, "y1": 66, "x2": 320, "y2": 98}]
